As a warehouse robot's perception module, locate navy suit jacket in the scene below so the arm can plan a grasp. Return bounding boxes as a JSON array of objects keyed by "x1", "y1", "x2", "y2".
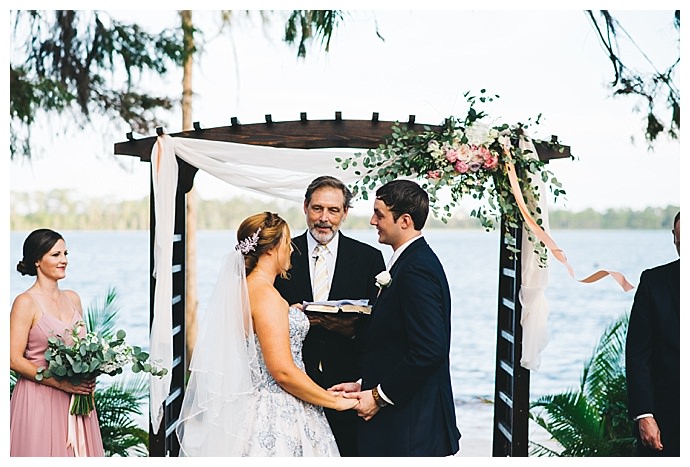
[
  {"x1": 625, "y1": 259, "x2": 680, "y2": 455},
  {"x1": 357, "y1": 237, "x2": 461, "y2": 456},
  {"x1": 275, "y1": 232, "x2": 385, "y2": 388}
]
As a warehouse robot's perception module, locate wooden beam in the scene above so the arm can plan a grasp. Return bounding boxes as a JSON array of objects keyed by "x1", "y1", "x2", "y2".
[{"x1": 114, "y1": 118, "x2": 571, "y2": 163}]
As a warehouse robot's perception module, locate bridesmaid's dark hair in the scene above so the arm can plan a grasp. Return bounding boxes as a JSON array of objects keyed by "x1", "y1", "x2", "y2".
[
  {"x1": 236, "y1": 212, "x2": 291, "y2": 278},
  {"x1": 17, "y1": 228, "x2": 64, "y2": 276}
]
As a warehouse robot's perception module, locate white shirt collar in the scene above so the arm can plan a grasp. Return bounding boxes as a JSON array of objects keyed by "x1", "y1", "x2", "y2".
[{"x1": 387, "y1": 234, "x2": 423, "y2": 270}]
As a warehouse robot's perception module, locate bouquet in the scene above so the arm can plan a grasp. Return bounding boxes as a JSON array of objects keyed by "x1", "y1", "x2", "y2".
[{"x1": 36, "y1": 320, "x2": 168, "y2": 415}]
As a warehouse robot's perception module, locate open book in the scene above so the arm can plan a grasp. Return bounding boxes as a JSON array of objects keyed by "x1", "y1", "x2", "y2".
[{"x1": 302, "y1": 299, "x2": 372, "y2": 315}]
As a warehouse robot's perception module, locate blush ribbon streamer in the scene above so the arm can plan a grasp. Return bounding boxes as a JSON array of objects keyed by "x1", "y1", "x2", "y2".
[
  {"x1": 66, "y1": 395, "x2": 89, "y2": 457},
  {"x1": 504, "y1": 155, "x2": 634, "y2": 292}
]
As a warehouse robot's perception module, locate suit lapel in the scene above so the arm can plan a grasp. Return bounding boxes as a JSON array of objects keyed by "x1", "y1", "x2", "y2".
[
  {"x1": 291, "y1": 233, "x2": 314, "y2": 301},
  {"x1": 374, "y1": 237, "x2": 427, "y2": 304},
  {"x1": 388, "y1": 237, "x2": 427, "y2": 276},
  {"x1": 329, "y1": 234, "x2": 355, "y2": 299}
]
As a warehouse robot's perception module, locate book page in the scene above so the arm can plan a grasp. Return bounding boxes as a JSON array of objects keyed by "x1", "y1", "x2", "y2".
[{"x1": 303, "y1": 299, "x2": 371, "y2": 314}]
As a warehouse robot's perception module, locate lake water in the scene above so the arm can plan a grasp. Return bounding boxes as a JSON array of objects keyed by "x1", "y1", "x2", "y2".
[{"x1": 8, "y1": 229, "x2": 677, "y2": 453}]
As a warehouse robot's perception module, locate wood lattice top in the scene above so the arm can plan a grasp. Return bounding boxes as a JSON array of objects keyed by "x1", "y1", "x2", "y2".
[{"x1": 114, "y1": 113, "x2": 571, "y2": 163}]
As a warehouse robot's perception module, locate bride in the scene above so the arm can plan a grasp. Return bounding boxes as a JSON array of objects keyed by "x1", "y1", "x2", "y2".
[{"x1": 176, "y1": 211, "x2": 358, "y2": 456}]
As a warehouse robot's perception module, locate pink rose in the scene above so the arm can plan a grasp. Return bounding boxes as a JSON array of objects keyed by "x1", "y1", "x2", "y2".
[
  {"x1": 444, "y1": 148, "x2": 458, "y2": 163},
  {"x1": 457, "y1": 144, "x2": 473, "y2": 163},
  {"x1": 454, "y1": 160, "x2": 469, "y2": 174},
  {"x1": 426, "y1": 170, "x2": 442, "y2": 180},
  {"x1": 469, "y1": 146, "x2": 486, "y2": 172},
  {"x1": 483, "y1": 152, "x2": 499, "y2": 170}
]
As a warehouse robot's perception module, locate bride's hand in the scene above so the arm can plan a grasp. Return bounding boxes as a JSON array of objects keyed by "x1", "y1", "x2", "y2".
[
  {"x1": 334, "y1": 394, "x2": 359, "y2": 411},
  {"x1": 329, "y1": 381, "x2": 361, "y2": 393}
]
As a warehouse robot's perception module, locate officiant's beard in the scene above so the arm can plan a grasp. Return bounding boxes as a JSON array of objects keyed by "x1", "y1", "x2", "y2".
[{"x1": 308, "y1": 224, "x2": 336, "y2": 245}]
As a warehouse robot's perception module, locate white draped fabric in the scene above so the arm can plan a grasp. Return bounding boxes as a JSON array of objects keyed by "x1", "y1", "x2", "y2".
[
  {"x1": 517, "y1": 138, "x2": 550, "y2": 371},
  {"x1": 147, "y1": 134, "x2": 551, "y2": 431},
  {"x1": 148, "y1": 135, "x2": 365, "y2": 433},
  {"x1": 149, "y1": 138, "x2": 177, "y2": 433}
]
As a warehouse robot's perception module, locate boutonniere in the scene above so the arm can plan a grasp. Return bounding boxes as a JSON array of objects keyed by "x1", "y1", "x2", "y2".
[{"x1": 375, "y1": 270, "x2": 392, "y2": 289}]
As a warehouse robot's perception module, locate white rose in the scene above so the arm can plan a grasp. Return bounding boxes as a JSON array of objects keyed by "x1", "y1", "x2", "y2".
[
  {"x1": 464, "y1": 122, "x2": 491, "y2": 146},
  {"x1": 375, "y1": 270, "x2": 392, "y2": 288}
]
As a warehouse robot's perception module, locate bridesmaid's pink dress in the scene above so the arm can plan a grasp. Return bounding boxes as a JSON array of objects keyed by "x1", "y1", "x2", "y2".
[{"x1": 10, "y1": 294, "x2": 105, "y2": 457}]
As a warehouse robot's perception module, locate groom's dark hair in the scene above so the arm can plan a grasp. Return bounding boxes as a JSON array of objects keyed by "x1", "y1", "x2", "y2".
[{"x1": 376, "y1": 180, "x2": 429, "y2": 230}]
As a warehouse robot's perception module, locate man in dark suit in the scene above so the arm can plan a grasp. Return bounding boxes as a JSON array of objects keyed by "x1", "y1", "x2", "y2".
[
  {"x1": 625, "y1": 211, "x2": 680, "y2": 457},
  {"x1": 275, "y1": 176, "x2": 385, "y2": 457},
  {"x1": 331, "y1": 179, "x2": 461, "y2": 456}
]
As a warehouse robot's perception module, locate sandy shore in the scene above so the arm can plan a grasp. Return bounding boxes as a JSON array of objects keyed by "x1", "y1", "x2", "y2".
[{"x1": 455, "y1": 400, "x2": 559, "y2": 457}]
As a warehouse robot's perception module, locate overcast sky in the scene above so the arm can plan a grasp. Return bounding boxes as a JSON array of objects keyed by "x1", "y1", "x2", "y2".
[{"x1": 7, "y1": 6, "x2": 681, "y2": 214}]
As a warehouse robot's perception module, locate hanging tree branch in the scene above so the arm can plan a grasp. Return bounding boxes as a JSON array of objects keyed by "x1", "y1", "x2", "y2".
[{"x1": 585, "y1": 10, "x2": 680, "y2": 146}]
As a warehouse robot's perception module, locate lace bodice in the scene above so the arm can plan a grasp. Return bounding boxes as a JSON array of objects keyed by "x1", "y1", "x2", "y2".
[
  {"x1": 241, "y1": 306, "x2": 338, "y2": 456},
  {"x1": 253, "y1": 307, "x2": 309, "y2": 390}
]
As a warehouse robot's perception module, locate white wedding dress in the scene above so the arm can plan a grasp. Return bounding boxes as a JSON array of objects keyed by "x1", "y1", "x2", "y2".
[
  {"x1": 243, "y1": 307, "x2": 340, "y2": 456},
  {"x1": 176, "y1": 250, "x2": 340, "y2": 457}
]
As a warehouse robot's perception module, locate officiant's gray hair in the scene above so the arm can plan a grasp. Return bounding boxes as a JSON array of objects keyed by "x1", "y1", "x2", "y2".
[{"x1": 304, "y1": 176, "x2": 353, "y2": 210}]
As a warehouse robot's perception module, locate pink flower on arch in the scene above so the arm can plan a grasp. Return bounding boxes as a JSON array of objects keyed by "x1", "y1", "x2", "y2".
[
  {"x1": 457, "y1": 144, "x2": 473, "y2": 163},
  {"x1": 426, "y1": 170, "x2": 443, "y2": 180},
  {"x1": 483, "y1": 151, "x2": 499, "y2": 170},
  {"x1": 467, "y1": 161, "x2": 483, "y2": 172},
  {"x1": 454, "y1": 160, "x2": 469, "y2": 174},
  {"x1": 444, "y1": 148, "x2": 459, "y2": 163}
]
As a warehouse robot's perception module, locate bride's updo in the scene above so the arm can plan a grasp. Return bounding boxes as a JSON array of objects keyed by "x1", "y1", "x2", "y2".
[
  {"x1": 17, "y1": 228, "x2": 64, "y2": 276},
  {"x1": 236, "y1": 212, "x2": 291, "y2": 276}
]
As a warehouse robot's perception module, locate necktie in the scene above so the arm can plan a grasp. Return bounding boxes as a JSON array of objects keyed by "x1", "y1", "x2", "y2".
[{"x1": 313, "y1": 244, "x2": 330, "y2": 302}]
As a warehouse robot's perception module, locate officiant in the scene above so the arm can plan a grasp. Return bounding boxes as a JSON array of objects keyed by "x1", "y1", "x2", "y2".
[{"x1": 275, "y1": 176, "x2": 385, "y2": 457}]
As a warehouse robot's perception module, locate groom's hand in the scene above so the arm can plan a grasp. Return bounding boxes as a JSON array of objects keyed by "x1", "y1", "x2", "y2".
[
  {"x1": 353, "y1": 390, "x2": 379, "y2": 421},
  {"x1": 328, "y1": 381, "x2": 361, "y2": 393}
]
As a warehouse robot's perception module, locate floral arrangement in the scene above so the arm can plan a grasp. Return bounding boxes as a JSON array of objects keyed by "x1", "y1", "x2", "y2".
[
  {"x1": 36, "y1": 320, "x2": 168, "y2": 415},
  {"x1": 336, "y1": 90, "x2": 566, "y2": 266}
]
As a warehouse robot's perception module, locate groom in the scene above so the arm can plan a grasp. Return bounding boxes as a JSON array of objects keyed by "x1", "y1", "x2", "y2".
[{"x1": 332, "y1": 179, "x2": 461, "y2": 456}]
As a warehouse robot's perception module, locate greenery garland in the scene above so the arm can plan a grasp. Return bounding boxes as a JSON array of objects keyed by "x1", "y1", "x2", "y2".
[{"x1": 336, "y1": 90, "x2": 567, "y2": 266}]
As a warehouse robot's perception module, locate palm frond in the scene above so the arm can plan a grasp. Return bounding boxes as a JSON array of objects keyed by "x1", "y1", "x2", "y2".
[
  {"x1": 94, "y1": 375, "x2": 149, "y2": 457},
  {"x1": 529, "y1": 313, "x2": 635, "y2": 456},
  {"x1": 10, "y1": 370, "x2": 18, "y2": 395},
  {"x1": 531, "y1": 391, "x2": 604, "y2": 454},
  {"x1": 84, "y1": 286, "x2": 120, "y2": 338},
  {"x1": 529, "y1": 440, "x2": 560, "y2": 457},
  {"x1": 581, "y1": 314, "x2": 628, "y2": 411}
]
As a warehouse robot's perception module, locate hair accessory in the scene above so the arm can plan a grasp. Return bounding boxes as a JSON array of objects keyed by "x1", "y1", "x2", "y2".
[{"x1": 235, "y1": 228, "x2": 261, "y2": 254}]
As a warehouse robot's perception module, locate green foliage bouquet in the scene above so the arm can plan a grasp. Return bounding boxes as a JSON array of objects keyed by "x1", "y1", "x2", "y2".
[
  {"x1": 337, "y1": 90, "x2": 566, "y2": 266},
  {"x1": 36, "y1": 320, "x2": 168, "y2": 415}
]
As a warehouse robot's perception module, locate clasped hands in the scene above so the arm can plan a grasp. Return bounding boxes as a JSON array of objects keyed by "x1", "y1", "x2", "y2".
[{"x1": 328, "y1": 381, "x2": 380, "y2": 421}]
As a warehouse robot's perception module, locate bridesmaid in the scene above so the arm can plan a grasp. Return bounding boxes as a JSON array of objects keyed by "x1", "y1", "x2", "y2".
[{"x1": 9, "y1": 228, "x2": 104, "y2": 456}]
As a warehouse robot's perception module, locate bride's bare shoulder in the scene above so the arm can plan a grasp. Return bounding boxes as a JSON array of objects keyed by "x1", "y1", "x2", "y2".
[{"x1": 247, "y1": 278, "x2": 287, "y2": 307}]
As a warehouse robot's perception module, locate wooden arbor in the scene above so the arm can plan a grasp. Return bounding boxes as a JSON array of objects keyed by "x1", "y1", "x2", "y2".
[{"x1": 114, "y1": 113, "x2": 570, "y2": 457}]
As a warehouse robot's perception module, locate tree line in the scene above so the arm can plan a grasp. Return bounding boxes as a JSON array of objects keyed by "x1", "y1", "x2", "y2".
[{"x1": 10, "y1": 190, "x2": 678, "y2": 232}]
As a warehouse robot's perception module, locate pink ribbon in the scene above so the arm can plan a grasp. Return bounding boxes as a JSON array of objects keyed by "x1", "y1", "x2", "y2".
[
  {"x1": 504, "y1": 157, "x2": 634, "y2": 292},
  {"x1": 66, "y1": 395, "x2": 90, "y2": 457}
]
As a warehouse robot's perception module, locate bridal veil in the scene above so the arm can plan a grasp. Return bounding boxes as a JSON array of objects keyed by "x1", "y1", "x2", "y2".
[{"x1": 176, "y1": 250, "x2": 260, "y2": 456}]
